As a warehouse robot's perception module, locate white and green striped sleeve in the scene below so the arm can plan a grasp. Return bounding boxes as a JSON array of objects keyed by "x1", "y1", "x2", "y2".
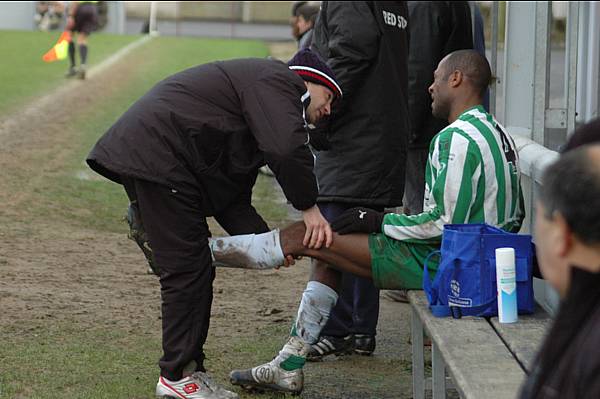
[{"x1": 381, "y1": 128, "x2": 481, "y2": 244}]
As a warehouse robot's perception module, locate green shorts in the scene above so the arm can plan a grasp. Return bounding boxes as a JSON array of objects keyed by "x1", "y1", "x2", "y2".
[{"x1": 368, "y1": 233, "x2": 440, "y2": 290}]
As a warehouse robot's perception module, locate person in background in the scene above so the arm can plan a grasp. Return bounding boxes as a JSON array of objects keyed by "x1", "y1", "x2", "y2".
[
  {"x1": 290, "y1": 2, "x2": 320, "y2": 49},
  {"x1": 519, "y1": 118, "x2": 600, "y2": 399},
  {"x1": 65, "y1": 1, "x2": 98, "y2": 79}
]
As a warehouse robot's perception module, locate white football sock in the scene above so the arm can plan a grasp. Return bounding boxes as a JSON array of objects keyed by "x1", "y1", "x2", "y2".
[
  {"x1": 294, "y1": 281, "x2": 338, "y2": 344},
  {"x1": 208, "y1": 229, "x2": 285, "y2": 270}
]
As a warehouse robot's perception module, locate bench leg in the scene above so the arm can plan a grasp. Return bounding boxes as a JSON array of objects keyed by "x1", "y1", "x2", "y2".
[
  {"x1": 411, "y1": 307, "x2": 425, "y2": 399},
  {"x1": 432, "y1": 343, "x2": 446, "y2": 398}
]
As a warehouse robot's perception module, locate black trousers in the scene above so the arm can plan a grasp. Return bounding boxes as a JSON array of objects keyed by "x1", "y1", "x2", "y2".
[
  {"x1": 122, "y1": 176, "x2": 269, "y2": 381},
  {"x1": 123, "y1": 177, "x2": 213, "y2": 381}
]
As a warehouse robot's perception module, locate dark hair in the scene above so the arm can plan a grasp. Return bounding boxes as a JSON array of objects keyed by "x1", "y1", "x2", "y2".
[
  {"x1": 561, "y1": 118, "x2": 600, "y2": 153},
  {"x1": 540, "y1": 145, "x2": 600, "y2": 245},
  {"x1": 291, "y1": 1, "x2": 308, "y2": 16},
  {"x1": 442, "y1": 49, "x2": 492, "y2": 97},
  {"x1": 297, "y1": 3, "x2": 319, "y2": 21}
]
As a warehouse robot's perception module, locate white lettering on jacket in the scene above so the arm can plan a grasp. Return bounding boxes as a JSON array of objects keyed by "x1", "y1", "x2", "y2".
[{"x1": 382, "y1": 10, "x2": 407, "y2": 29}]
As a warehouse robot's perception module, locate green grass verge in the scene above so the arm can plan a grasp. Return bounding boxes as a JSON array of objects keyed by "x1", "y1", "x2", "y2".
[
  {"x1": 0, "y1": 323, "x2": 161, "y2": 399},
  {"x1": 0, "y1": 30, "x2": 141, "y2": 116},
  {"x1": 0, "y1": 320, "x2": 290, "y2": 399}
]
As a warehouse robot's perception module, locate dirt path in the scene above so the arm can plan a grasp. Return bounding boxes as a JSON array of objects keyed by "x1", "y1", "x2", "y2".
[{"x1": 0, "y1": 41, "x2": 415, "y2": 399}]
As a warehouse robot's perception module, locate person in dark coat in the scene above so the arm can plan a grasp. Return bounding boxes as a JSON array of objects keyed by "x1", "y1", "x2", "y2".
[
  {"x1": 293, "y1": 2, "x2": 319, "y2": 50},
  {"x1": 301, "y1": 1, "x2": 410, "y2": 359},
  {"x1": 519, "y1": 119, "x2": 600, "y2": 399},
  {"x1": 386, "y1": 1, "x2": 473, "y2": 303},
  {"x1": 86, "y1": 49, "x2": 342, "y2": 399}
]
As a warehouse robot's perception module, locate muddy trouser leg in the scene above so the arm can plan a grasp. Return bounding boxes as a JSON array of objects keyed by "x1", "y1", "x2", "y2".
[{"x1": 125, "y1": 177, "x2": 213, "y2": 381}]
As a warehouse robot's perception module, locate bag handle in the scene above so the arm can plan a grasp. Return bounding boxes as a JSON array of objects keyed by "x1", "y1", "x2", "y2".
[{"x1": 422, "y1": 250, "x2": 441, "y2": 304}]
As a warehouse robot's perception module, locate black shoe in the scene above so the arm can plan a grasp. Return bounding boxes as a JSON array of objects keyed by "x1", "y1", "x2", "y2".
[
  {"x1": 65, "y1": 67, "x2": 77, "y2": 78},
  {"x1": 77, "y1": 65, "x2": 86, "y2": 80},
  {"x1": 306, "y1": 335, "x2": 354, "y2": 361},
  {"x1": 353, "y1": 334, "x2": 376, "y2": 356}
]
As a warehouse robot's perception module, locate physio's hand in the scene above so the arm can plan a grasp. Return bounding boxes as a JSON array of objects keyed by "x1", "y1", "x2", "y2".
[
  {"x1": 301, "y1": 205, "x2": 333, "y2": 249},
  {"x1": 331, "y1": 207, "x2": 384, "y2": 235}
]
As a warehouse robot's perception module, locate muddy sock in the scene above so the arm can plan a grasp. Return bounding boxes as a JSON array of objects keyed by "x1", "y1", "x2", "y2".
[
  {"x1": 276, "y1": 281, "x2": 338, "y2": 371},
  {"x1": 79, "y1": 44, "x2": 87, "y2": 65},
  {"x1": 277, "y1": 336, "x2": 309, "y2": 371},
  {"x1": 294, "y1": 281, "x2": 338, "y2": 344},
  {"x1": 68, "y1": 41, "x2": 75, "y2": 68},
  {"x1": 208, "y1": 230, "x2": 284, "y2": 269}
]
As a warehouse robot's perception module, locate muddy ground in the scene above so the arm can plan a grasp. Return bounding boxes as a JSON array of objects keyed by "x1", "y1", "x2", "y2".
[{"x1": 0, "y1": 41, "x2": 418, "y2": 399}]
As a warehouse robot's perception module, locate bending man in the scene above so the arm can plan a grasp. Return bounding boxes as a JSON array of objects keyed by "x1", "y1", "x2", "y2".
[{"x1": 87, "y1": 49, "x2": 340, "y2": 399}]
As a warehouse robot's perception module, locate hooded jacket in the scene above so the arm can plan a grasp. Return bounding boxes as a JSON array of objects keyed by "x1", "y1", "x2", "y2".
[
  {"x1": 87, "y1": 58, "x2": 317, "y2": 215},
  {"x1": 310, "y1": 1, "x2": 409, "y2": 207}
]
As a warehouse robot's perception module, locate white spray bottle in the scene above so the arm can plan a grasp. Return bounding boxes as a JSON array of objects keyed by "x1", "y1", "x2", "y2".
[{"x1": 495, "y1": 247, "x2": 518, "y2": 323}]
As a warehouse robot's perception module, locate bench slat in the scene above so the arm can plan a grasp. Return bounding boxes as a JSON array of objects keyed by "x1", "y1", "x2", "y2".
[
  {"x1": 408, "y1": 291, "x2": 526, "y2": 399},
  {"x1": 489, "y1": 306, "x2": 551, "y2": 373}
]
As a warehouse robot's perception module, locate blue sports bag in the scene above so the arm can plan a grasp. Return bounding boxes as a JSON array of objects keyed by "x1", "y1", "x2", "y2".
[{"x1": 423, "y1": 223, "x2": 534, "y2": 318}]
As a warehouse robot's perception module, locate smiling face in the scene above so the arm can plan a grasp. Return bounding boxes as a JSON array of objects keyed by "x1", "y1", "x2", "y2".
[{"x1": 305, "y1": 82, "x2": 334, "y2": 124}]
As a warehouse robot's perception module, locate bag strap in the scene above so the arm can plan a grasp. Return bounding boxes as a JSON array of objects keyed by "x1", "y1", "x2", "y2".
[{"x1": 422, "y1": 250, "x2": 441, "y2": 305}]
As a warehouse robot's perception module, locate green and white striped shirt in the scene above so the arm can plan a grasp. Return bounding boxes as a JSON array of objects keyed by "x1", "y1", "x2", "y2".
[{"x1": 383, "y1": 105, "x2": 524, "y2": 243}]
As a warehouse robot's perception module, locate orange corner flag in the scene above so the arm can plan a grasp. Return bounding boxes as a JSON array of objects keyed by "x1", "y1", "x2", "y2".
[{"x1": 42, "y1": 31, "x2": 71, "y2": 63}]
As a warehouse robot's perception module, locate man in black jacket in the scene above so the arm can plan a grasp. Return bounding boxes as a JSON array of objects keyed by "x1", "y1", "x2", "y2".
[
  {"x1": 519, "y1": 119, "x2": 600, "y2": 399},
  {"x1": 303, "y1": 1, "x2": 410, "y2": 360},
  {"x1": 86, "y1": 49, "x2": 341, "y2": 399}
]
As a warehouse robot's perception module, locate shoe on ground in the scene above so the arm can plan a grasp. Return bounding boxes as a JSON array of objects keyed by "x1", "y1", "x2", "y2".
[
  {"x1": 354, "y1": 334, "x2": 376, "y2": 356},
  {"x1": 77, "y1": 65, "x2": 86, "y2": 80},
  {"x1": 65, "y1": 67, "x2": 77, "y2": 78},
  {"x1": 229, "y1": 358, "x2": 303, "y2": 395},
  {"x1": 306, "y1": 334, "x2": 354, "y2": 361},
  {"x1": 156, "y1": 371, "x2": 239, "y2": 399},
  {"x1": 383, "y1": 289, "x2": 409, "y2": 303}
]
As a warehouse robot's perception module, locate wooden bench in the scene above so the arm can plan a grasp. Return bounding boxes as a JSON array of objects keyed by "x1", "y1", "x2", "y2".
[{"x1": 408, "y1": 291, "x2": 551, "y2": 399}]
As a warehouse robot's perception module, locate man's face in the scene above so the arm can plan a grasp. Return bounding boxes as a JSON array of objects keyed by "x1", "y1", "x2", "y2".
[
  {"x1": 429, "y1": 61, "x2": 452, "y2": 121},
  {"x1": 534, "y1": 203, "x2": 571, "y2": 297},
  {"x1": 297, "y1": 15, "x2": 312, "y2": 36},
  {"x1": 305, "y1": 82, "x2": 334, "y2": 124},
  {"x1": 290, "y1": 16, "x2": 300, "y2": 40}
]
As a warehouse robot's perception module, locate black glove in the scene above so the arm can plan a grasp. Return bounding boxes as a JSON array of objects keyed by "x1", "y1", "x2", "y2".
[{"x1": 331, "y1": 207, "x2": 384, "y2": 235}]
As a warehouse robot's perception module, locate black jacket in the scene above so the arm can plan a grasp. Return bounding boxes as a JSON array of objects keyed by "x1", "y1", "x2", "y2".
[
  {"x1": 519, "y1": 267, "x2": 600, "y2": 399},
  {"x1": 407, "y1": 1, "x2": 472, "y2": 149},
  {"x1": 87, "y1": 58, "x2": 317, "y2": 215},
  {"x1": 311, "y1": 1, "x2": 409, "y2": 207}
]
